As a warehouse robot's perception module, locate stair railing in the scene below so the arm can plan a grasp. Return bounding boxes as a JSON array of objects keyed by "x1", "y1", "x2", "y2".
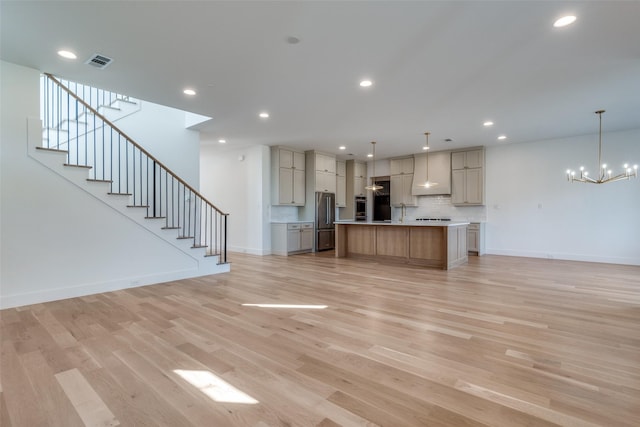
[{"x1": 41, "y1": 73, "x2": 228, "y2": 264}]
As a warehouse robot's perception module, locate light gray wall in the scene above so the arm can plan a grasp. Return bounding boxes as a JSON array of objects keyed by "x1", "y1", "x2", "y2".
[
  {"x1": 199, "y1": 144, "x2": 271, "y2": 255},
  {"x1": 0, "y1": 61, "x2": 208, "y2": 308},
  {"x1": 485, "y1": 129, "x2": 640, "y2": 265}
]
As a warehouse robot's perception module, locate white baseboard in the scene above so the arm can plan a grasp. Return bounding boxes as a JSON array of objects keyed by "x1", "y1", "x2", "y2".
[
  {"x1": 228, "y1": 246, "x2": 272, "y2": 256},
  {"x1": 486, "y1": 249, "x2": 640, "y2": 266},
  {"x1": 0, "y1": 263, "x2": 230, "y2": 310}
]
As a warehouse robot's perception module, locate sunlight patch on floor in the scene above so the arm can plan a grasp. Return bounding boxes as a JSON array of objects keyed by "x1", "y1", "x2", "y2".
[
  {"x1": 241, "y1": 303, "x2": 328, "y2": 309},
  {"x1": 173, "y1": 369, "x2": 259, "y2": 404}
]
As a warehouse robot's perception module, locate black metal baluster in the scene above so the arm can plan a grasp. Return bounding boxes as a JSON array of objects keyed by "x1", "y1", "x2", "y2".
[
  {"x1": 92, "y1": 91, "x2": 96, "y2": 178},
  {"x1": 124, "y1": 139, "x2": 129, "y2": 194},
  {"x1": 205, "y1": 203, "x2": 209, "y2": 250},
  {"x1": 188, "y1": 190, "x2": 193, "y2": 240},
  {"x1": 146, "y1": 157, "x2": 150, "y2": 217},
  {"x1": 165, "y1": 170, "x2": 168, "y2": 227},
  {"x1": 138, "y1": 148, "x2": 142, "y2": 205},
  {"x1": 223, "y1": 215, "x2": 227, "y2": 263},
  {"x1": 152, "y1": 161, "x2": 157, "y2": 217},
  {"x1": 178, "y1": 184, "x2": 183, "y2": 233},
  {"x1": 45, "y1": 77, "x2": 49, "y2": 148}
]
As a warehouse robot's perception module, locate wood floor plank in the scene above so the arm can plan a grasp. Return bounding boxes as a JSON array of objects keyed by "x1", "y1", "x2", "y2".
[
  {"x1": 55, "y1": 368, "x2": 120, "y2": 427},
  {"x1": 0, "y1": 341, "x2": 49, "y2": 426},
  {"x1": 20, "y1": 351, "x2": 86, "y2": 427},
  {"x1": 1, "y1": 252, "x2": 639, "y2": 426},
  {"x1": 0, "y1": 391, "x2": 12, "y2": 427}
]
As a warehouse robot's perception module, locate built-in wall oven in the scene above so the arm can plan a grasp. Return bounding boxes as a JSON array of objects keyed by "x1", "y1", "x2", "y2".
[{"x1": 355, "y1": 196, "x2": 366, "y2": 221}]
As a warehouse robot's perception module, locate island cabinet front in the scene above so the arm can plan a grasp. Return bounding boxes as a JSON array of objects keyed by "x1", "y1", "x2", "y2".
[{"x1": 335, "y1": 223, "x2": 467, "y2": 270}]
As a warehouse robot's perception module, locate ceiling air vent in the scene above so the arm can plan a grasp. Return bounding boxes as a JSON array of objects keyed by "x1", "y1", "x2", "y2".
[{"x1": 85, "y1": 53, "x2": 113, "y2": 69}]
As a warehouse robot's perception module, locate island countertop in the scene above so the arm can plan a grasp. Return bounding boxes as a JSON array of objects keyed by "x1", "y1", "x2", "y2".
[
  {"x1": 335, "y1": 221, "x2": 469, "y2": 270},
  {"x1": 334, "y1": 220, "x2": 470, "y2": 227}
]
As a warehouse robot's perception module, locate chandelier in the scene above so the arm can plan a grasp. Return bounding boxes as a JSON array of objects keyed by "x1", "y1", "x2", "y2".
[
  {"x1": 566, "y1": 110, "x2": 637, "y2": 183},
  {"x1": 365, "y1": 141, "x2": 383, "y2": 191},
  {"x1": 418, "y1": 132, "x2": 438, "y2": 188}
]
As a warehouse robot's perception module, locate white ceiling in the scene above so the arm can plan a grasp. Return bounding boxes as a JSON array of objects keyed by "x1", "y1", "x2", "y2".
[{"x1": 2, "y1": 1, "x2": 639, "y2": 160}]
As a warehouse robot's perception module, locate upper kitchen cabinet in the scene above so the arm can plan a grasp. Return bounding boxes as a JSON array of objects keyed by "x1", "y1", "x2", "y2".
[
  {"x1": 336, "y1": 160, "x2": 346, "y2": 208},
  {"x1": 390, "y1": 157, "x2": 417, "y2": 206},
  {"x1": 271, "y1": 146, "x2": 305, "y2": 206},
  {"x1": 390, "y1": 157, "x2": 414, "y2": 176},
  {"x1": 451, "y1": 148, "x2": 485, "y2": 205},
  {"x1": 306, "y1": 151, "x2": 337, "y2": 193},
  {"x1": 412, "y1": 150, "x2": 451, "y2": 196}
]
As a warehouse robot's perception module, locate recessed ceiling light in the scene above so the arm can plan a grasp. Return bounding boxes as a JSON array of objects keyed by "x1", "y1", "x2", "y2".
[
  {"x1": 183, "y1": 89, "x2": 196, "y2": 96},
  {"x1": 259, "y1": 112, "x2": 270, "y2": 118},
  {"x1": 286, "y1": 36, "x2": 301, "y2": 45},
  {"x1": 57, "y1": 50, "x2": 77, "y2": 59},
  {"x1": 422, "y1": 146, "x2": 430, "y2": 151},
  {"x1": 483, "y1": 121, "x2": 494, "y2": 127},
  {"x1": 218, "y1": 139, "x2": 226, "y2": 144},
  {"x1": 367, "y1": 153, "x2": 373, "y2": 158},
  {"x1": 554, "y1": 15, "x2": 576, "y2": 28},
  {"x1": 359, "y1": 80, "x2": 373, "y2": 88},
  {"x1": 339, "y1": 146, "x2": 346, "y2": 150},
  {"x1": 498, "y1": 135, "x2": 507, "y2": 140}
]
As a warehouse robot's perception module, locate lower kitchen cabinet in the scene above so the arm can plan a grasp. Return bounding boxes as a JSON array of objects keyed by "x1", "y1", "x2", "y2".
[
  {"x1": 271, "y1": 222, "x2": 313, "y2": 256},
  {"x1": 467, "y1": 222, "x2": 485, "y2": 255}
]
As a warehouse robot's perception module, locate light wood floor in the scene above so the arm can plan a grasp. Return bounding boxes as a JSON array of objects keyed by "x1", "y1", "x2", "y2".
[{"x1": 1, "y1": 253, "x2": 639, "y2": 426}]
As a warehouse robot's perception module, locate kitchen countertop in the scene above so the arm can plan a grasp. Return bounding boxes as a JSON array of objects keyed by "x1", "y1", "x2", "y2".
[
  {"x1": 270, "y1": 220, "x2": 313, "y2": 224},
  {"x1": 334, "y1": 220, "x2": 469, "y2": 227}
]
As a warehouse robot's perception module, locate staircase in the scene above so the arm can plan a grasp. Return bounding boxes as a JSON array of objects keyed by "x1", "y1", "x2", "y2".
[{"x1": 32, "y1": 74, "x2": 228, "y2": 272}]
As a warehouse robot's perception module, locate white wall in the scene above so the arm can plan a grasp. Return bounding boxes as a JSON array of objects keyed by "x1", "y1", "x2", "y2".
[
  {"x1": 116, "y1": 100, "x2": 201, "y2": 188},
  {"x1": 485, "y1": 129, "x2": 640, "y2": 265},
  {"x1": 200, "y1": 144, "x2": 271, "y2": 255},
  {"x1": 0, "y1": 61, "x2": 214, "y2": 308}
]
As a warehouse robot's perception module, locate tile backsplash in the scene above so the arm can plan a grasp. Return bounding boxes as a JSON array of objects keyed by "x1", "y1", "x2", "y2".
[
  {"x1": 270, "y1": 205, "x2": 300, "y2": 222},
  {"x1": 391, "y1": 195, "x2": 487, "y2": 222}
]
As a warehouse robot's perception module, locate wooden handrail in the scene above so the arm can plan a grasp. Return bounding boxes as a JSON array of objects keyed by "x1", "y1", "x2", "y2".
[{"x1": 45, "y1": 73, "x2": 228, "y2": 216}]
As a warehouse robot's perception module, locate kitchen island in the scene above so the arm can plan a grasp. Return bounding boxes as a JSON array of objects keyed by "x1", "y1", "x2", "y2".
[{"x1": 334, "y1": 221, "x2": 469, "y2": 270}]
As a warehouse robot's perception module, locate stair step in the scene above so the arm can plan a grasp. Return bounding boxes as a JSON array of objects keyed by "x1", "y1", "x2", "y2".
[
  {"x1": 126, "y1": 204, "x2": 148, "y2": 207},
  {"x1": 36, "y1": 146, "x2": 68, "y2": 154},
  {"x1": 144, "y1": 216, "x2": 166, "y2": 219},
  {"x1": 64, "y1": 163, "x2": 92, "y2": 169},
  {"x1": 177, "y1": 236, "x2": 194, "y2": 240},
  {"x1": 87, "y1": 179, "x2": 113, "y2": 183},
  {"x1": 108, "y1": 192, "x2": 133, "y2": 196},
  {"x1": 192, "y1": 245, "x2": 208, "y2": 249},
  {"x1": 161, "y1": 226, "x2": 181, "y2": 230}
]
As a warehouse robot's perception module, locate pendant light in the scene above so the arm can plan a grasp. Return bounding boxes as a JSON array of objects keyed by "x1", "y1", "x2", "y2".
[
  {"x1": 365, "y1": 141, "x2": 383, "y2": 191},
  {"x1": 566, "y1": 110, "x2": 637, "y2": 183},
  {"x1": 419, "y1": 132, "x2": 438, "y2": 188}
]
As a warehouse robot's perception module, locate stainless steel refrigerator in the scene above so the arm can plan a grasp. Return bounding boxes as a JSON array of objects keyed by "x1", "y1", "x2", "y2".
[{"x1": 315, "y1": 192, "x2": 335, "y2": 251}]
